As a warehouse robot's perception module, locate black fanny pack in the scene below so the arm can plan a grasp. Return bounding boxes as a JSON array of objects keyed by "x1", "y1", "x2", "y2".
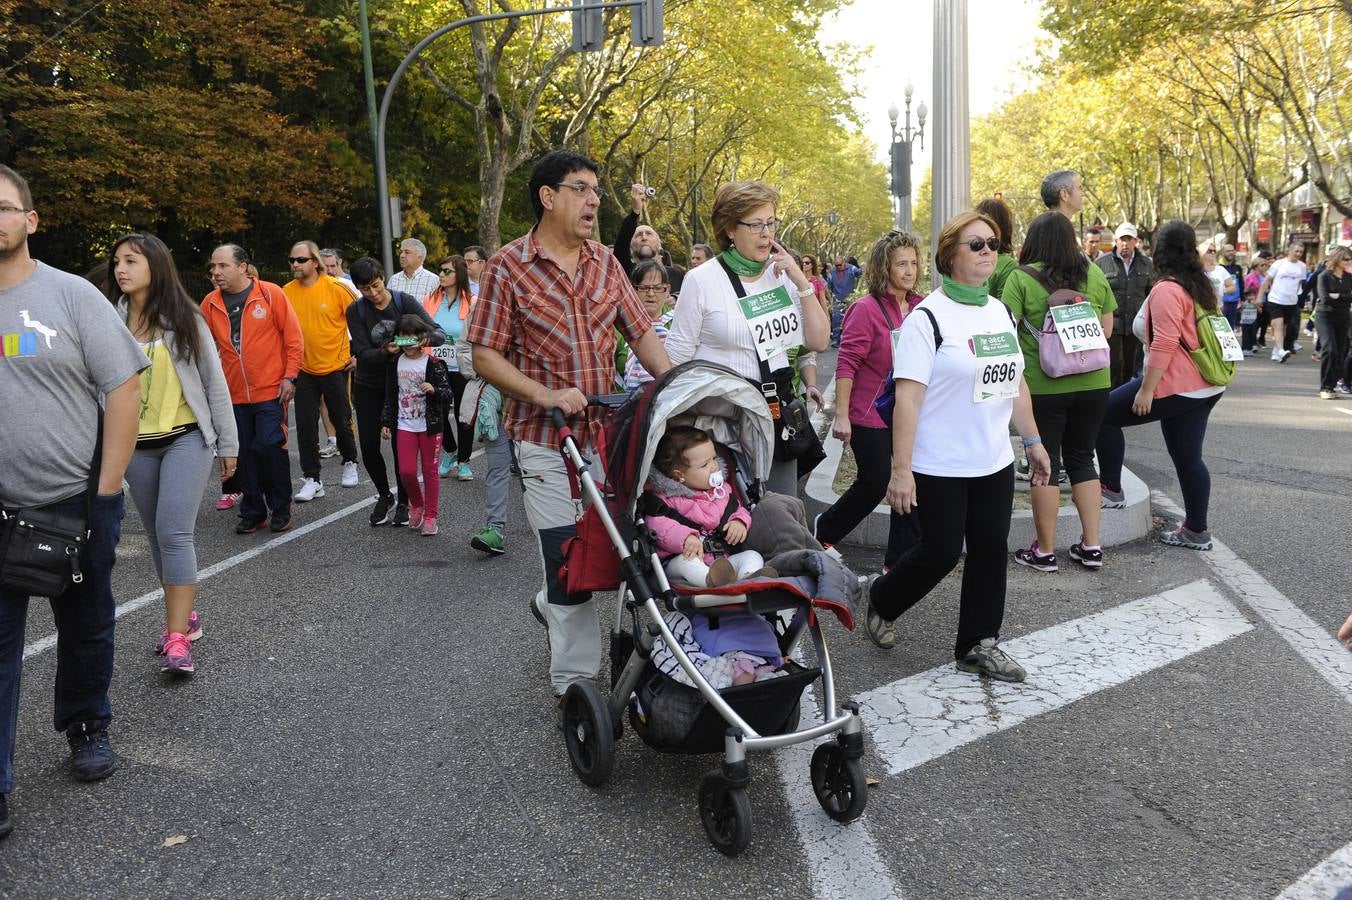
[{"x1": 0, "y1": 416, "x2": 101, "y2": 598}]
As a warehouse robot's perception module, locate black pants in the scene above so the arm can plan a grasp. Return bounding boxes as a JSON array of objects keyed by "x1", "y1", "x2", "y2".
[
  {"x1": 870, "y1": 464, "x2": 1014, "y2": 659},
  {"x1": 352, "y1": 380, "x2": 406, "y2": 504},
  {"x1": 1315, "y1": 309, "x2": 1350, "y2": 391},
  {"x1": 1108, "y1": 331, "x2": 1143, "y2": 389},
  {"x1": 814, "y1": 425, "x2": 911, "y2": 564},
  {"x1": 294, "y1": 370, "x2": 357, "y2": 480},
  {"x1": 446, "y1": 371, "x2": 476, "y2": 464},
  {"x1": 1030, "y1": 388, "x2": 1109, "y2": 484},
  {"x1": 1269, "y1": 304, "x2": 1299, "y2": 351}
]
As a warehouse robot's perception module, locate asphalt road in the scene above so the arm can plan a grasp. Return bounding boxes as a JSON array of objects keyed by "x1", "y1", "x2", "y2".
[{"x1": 1, "y1": 346, "x2": 1349, "y2": 899}]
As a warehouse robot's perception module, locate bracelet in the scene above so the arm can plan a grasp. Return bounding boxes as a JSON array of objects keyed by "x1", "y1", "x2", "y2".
[
  {"x1": 797, "y1": 286, "x2": 815, "y2": 299},
  {"x1": 1021, "y1": 436, "x2": 1042, "y2": 447}
]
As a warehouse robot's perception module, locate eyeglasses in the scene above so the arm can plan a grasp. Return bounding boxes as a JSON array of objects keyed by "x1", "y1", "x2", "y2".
[
  {"x1": 635, "y1": 284, "x2": 670, "y2": 295},
  {"x1": 0, "y1": 206, "x2": 32, "y2": 217},
  {"x1": 554, "y1": 181, "x2": 600, "y2": 199},
  {"x1": 963, "y1": 237, "x2": 1001, "y2": 253},
  {"x1": 737, "y1": 219, "x2": 779, "y2": 235},
  {"x1": 288, "y1": 256, "x2": 314, "y2": 264},
  {"x1": 465, "y1": 256, "x2": 483, "y2": 265}
]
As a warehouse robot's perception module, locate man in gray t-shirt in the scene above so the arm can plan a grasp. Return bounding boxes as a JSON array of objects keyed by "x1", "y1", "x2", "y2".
[{"x1": 0, "y1": 164, "x2": 147, "y2": 837}]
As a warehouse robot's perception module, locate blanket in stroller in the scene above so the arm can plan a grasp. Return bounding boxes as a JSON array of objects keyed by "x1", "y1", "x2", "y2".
[{"x1": 651, "y1": 611, "x2": 789, "y2": 691}]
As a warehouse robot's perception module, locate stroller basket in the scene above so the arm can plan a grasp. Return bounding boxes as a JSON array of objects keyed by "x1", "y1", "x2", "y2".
[{"x1": 633, "y1": 660, "x2": 822, "y2": 754}]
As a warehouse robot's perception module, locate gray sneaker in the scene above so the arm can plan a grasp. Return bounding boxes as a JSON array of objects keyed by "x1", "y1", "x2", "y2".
[
  {"x1": 956, "y1": 638, "x2": 1026, "y2": 683},
  {"x1": 1100, "y1": 487, "x2": 1126, "y2": 510},
  {"x1": 863, "y1": 574, "x2": 896, "y2": 649},
  {"x1": 1159, "y1": 523, "x2": 1212, "y2": 550}
]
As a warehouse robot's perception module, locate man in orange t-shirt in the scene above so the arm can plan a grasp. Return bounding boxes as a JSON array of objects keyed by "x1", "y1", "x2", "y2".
[{"x1": 283, "y1": 240, "x2": 359, "y2": 500}]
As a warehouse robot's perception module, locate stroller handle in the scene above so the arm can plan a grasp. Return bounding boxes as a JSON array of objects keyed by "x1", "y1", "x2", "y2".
[{"x1": 547, "y1": 394, "x2": 630, "y2": 432}]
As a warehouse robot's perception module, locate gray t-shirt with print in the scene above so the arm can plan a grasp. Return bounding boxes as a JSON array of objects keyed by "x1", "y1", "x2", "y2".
[{"x1": 0, "y1": 261, "x2": 149, "y2": 507}]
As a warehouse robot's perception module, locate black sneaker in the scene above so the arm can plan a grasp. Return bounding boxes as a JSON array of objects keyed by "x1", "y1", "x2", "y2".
[
  {"x1": 235, "y1": 517, "x2": 266, "y2": 535},
  {"x1": 67, "y1": 722, "x2": 117, "y2": 782},
  {"x1": 269, "y1": 505, "x2": 293, "y2": 533},
  {"x1": 1069, "y1": 541, "x2": 1104, "y2": 569},
  {"x1": 0, "y1": 794, "x2": 11, "y2": 840},
  {"x1": 369, "y1": 494, "x2": 395, "y2": 527},
  {"x1": 390, "y1": 503, "x2": 410, "y2": 527},
  {"x1": 1013, "y1": 544, "x2": 1058, "y2": 573}
]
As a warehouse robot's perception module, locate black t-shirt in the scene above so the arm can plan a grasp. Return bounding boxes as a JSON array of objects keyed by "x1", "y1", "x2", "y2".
[
  {"x1": 223, "y1": 280, "x2": 253, "y2": 352},
  {"x1": 1317, "y1": 269, "x2": 1352, "y2": 314}
]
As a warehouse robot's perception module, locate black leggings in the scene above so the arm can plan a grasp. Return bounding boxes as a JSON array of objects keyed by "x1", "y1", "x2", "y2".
[
  {"x1": 1315, "y1": 309, "x2": 1349, "y2": 391},
  {"x1": 815, "y1": 424, "x2": 913, "y2": 564},
  {"x1": 870, "y1": 464, "x2": 1014, "y2": 659},
  {"x1": 1030, "y1": 388, "x2": 1110, "y2": 484},
  {"x1": 446, "y1": 371, "x2": 476, "y2": 464},
  {"x1": 352, "y1": 380, "x2": 406, "y2": 504}
]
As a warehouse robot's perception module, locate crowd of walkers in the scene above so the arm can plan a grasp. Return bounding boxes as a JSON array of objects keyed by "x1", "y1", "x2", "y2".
[{"x1": 2, "y1": 149, "x2": 1350, "y2": 843}]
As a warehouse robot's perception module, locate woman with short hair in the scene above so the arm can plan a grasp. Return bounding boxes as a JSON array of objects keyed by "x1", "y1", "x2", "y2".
[
  {"x1": 666, "y1": 180, "x2": 831, "y2": 494},
  {"x1": 864, "y1": 211, "x2": 1051, "y2": 683},
  {"x1": 1000, "y1": 211, "x2": 1117, "y2": 572},
  {"x1": 1314, "y1": 246, "x2": 1352, "y2": 399},
  {"x1": 976, "y1": 197, "x2": 1017, "y2": 299},
  {"x1": 815, "y1": 230, "x2": 925, "y2": 563}
]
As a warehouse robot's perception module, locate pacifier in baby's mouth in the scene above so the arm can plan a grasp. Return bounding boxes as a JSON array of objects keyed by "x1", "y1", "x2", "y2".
[{"x1": 707, "y1": 468, "x2": 726, "y2": 499}]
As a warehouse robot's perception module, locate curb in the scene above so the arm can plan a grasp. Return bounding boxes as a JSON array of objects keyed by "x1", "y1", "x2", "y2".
[{"x1": 803, "y1": 385, "x2": 1152, "y2": 552}]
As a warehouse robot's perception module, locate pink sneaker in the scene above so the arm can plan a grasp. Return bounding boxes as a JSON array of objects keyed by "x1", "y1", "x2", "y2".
[
  {"x1": 155, "y1": 610, "x2": 203, "y2": 654},
  {"x1": 408, "y1": 506, "x2": 425, "y2": 529},
  {"x1": 161, "y1": 633, "x2": 195, "y2": 675},
  {"x1": 215, "y1": 492, "x2": 243, "y2": 511},
  {"x1": 421, "y1": 517, "x2": 438, "y2": 536}
]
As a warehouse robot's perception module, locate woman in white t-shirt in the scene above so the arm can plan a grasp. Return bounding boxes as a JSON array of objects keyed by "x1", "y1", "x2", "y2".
[
  {"x1": 862, "y1": 210, "x2": 1051, "y2": 683},
  {"x1": 1202, "y1": 247, "x2": 1235, "y2": 308},
  {"x1": 1259, "y1": 242, "x2": 1307, "y2": 362},
  {"x1": 665, "y1": 180, "x2": 830, "y2": 494}
]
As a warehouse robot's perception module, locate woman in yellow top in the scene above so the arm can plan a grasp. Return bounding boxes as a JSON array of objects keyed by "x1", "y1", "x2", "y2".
[{"x1": 110, "y1": 234, "x2": 238, "y2": 677}]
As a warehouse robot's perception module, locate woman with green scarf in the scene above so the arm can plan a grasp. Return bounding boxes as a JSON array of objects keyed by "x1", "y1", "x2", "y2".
[
  {"x1": 665, "y1": 180, "x2": 830, "y2": 494},
  {"x1": 861, "y1": 210, "x2": 1050, "y2": 685}
]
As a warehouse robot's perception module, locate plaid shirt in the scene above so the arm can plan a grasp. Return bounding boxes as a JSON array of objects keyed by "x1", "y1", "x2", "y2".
[{"x1": 466, "y1": 229, "x2": 651, "y2": 447}]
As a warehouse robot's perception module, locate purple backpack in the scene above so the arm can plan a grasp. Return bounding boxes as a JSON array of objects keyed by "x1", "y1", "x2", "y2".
[{"x1": 1017, "y1": 266, "x2": 1110, "y2": 378}]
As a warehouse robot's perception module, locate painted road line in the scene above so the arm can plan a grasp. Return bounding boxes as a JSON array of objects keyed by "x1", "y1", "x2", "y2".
[
  {"x1": 1276, "y1": 840, "x2": 1352, "y2": 899},
  {"x1": 22, "y1": 495, "x2": 377, "y2": 661},
  {"x1": 1153, "y1": 491, "x2": 1352, "y2": 706},
  {"x1": 1335, "y1": 407, "x2": 1352, "y2": 418},
  {"x1": 857, "y1": 580, "x2": 1252, "y2": 776},
  {"x1": 779, "y1": 688, "x2": 903, "y2": 900}
]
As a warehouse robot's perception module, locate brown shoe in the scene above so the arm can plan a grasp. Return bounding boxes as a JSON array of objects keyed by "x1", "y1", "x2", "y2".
[
  {"x1": 706, "y1": 558, "x2": 737, "y2": 587},
  {"x1": 746, "y1": 566, "x2": 778, "y2": 579}
]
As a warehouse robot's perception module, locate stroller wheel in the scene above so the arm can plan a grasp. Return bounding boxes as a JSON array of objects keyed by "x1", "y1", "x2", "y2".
[
  {"x1": 809, "y1": 743, "x2": 868, "y2": 823},
  {"x1": 698, "y1": 770, "x2": 752, "y2": 856},
  {"x1": 562, "y1": 681, "x2": 616, "y2": 787}
]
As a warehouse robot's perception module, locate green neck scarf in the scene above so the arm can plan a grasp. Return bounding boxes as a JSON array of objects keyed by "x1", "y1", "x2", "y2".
[
  {"x1": 720, "y1": 247, "x2": 767, "y2": 277},
  {"x1": 941, "y1": 275, "x2": 989, "y2": 306}
]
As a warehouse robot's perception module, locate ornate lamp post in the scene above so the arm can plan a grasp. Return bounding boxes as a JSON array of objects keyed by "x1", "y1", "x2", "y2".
[{"x1": 888, "y1": 83, "x2": 927, "y2": 233}]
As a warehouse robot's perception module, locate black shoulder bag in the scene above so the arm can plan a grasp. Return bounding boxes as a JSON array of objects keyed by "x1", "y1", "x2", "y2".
[
  {"x1": 717, "y1": 259, "x2": 824, "y2": 471},
  {"x1": 0, "y1": 414, "x2": 102, "y2": 597}
]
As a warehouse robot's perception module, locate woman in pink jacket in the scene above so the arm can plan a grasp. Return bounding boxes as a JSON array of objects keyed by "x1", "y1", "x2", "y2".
[
  {"x1": 1096, "y1": 220, "x2": 1226, "y2": 550},
  {"x1": 644, "y1": 426, "x2": 770, "y2": 587},
  {"x1": 814, "y1": 230, "x2": 925, "y2": 566}
]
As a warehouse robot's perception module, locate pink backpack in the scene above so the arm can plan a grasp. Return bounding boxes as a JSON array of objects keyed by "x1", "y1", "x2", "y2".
[{"x1": 1017, "y1": 266, "x2": 1110, "y2": 378}]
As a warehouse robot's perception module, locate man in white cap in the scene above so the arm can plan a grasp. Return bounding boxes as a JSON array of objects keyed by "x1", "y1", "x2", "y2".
[{"x1": 1095, "y1": 222, "x2": 1154, "y2": 387}]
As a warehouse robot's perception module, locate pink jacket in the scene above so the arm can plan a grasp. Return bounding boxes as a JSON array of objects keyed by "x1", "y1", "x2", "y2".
[
  {"x1": 1144, "y1": 280, "x2": 1215, "y2": 399},
  {"x1": 644, "y1": 464, "x2": 752, "y2": 564},
  {"x1": 835, "y1": 292, "x2": 921, "y2": 428}
]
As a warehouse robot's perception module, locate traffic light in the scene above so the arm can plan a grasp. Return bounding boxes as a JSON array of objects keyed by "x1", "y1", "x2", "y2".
[
  {"x1": 993, "y1": 191, "x2": 1003, "y2": 202},
  {"x1": 631, "y1": 0, "x2": 663, "y2": 47},
  {"x1": 571, "y1": 0, "x2": 604, "y2": 52}
]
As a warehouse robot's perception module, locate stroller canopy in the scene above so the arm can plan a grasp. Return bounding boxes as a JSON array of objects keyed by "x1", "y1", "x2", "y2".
[{"x1": 603, "y1": 361, "x2": 775, "y2": 512}]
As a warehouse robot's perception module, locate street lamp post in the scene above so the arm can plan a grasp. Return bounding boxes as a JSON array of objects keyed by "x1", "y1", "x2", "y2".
[{"x1": 888, "y1": 84, "x2": 927, "y2": 233}]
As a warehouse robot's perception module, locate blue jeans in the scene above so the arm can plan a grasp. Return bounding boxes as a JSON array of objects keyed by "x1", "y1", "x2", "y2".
[
  {"x1": 0, "y1": 490, "x2": 125, "y2": 793},
  {"x1": 234, "y1": 401, "x2": 293, "y2": 521},
  {"x1": 1095, "y1": 378, "x2": 1221, "y2": 532}
]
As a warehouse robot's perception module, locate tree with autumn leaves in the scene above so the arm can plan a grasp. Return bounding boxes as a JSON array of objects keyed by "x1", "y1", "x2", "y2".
[{"x1": 0, "y1": 0, "x2": 891, "y2": 276}]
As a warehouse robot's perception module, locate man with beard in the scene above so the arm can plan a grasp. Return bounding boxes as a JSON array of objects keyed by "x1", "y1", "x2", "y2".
[
  {"x1": 0, "y1": 165, "x2": 148, "y2": 837},
  {"x1": 613, "y1": 183, "x2": 684, "y2": 294}
]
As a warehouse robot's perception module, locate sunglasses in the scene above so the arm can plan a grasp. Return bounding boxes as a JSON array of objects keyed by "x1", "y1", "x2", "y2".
[
  {"x1": 288, "y1": 256, "x2": 314, "y2": 264},
  {"x1": 963, "y1": 237, "x2": 1000, "y2": 253},
  {"x1": 439, "y1": 267, "x2": 455, "y2": 275}
]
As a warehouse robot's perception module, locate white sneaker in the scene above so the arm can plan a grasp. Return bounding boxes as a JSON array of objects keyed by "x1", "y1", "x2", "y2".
[
  {"x1": 341, "y1": 461, "x2": 359, "y2": 487},
  {"x1": 1271, "y1": 348, "x2": 1282, "y2": 361},
  {"x1": 318, "y1": 441, "x2": 338, "y2": 459},
  {"x1": 1293, "y1": 341, "x2": 1304, "y2": 352},
  {"x1": 294, "y1": 477, "x2": 325, "y2": 502}
]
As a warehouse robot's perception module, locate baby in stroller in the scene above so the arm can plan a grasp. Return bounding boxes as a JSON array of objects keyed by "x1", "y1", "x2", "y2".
[{"x1": 643, "y1": 425, "x2": 776, "y2": 589}]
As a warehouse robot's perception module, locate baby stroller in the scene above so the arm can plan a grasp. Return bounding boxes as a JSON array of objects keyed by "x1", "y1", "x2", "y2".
[{"x1": 552, "y1": 360, "x2": 867, "y2": 856}]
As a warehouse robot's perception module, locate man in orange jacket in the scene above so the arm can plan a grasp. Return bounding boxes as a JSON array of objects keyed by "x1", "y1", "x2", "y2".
[{"x1": 203, "y1": 245, "x2": 305, "y2": 534}]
